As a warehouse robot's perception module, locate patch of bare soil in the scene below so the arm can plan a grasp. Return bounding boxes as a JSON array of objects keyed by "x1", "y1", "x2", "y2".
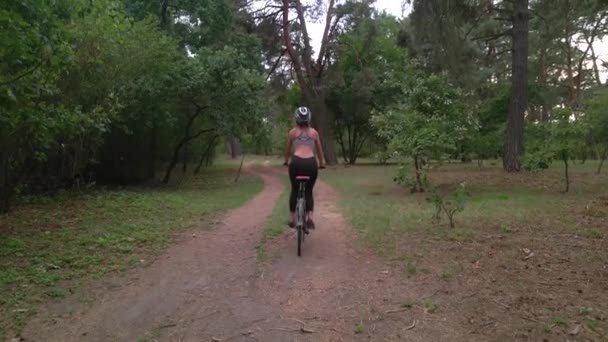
[
  {"x1": 384, "y1": 208, "x2": 608, "y2": 341},
  {"x1": 21, "y1": 167, "x2": 284, "y2": 341}
]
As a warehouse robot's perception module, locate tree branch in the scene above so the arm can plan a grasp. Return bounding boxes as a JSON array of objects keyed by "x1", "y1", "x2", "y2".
[
  {"x1": 187, "y1": 128, "x2": 215, "y2": 142},
  {"x1": 316, "y1": 0, "x2": 336, "y2": 70},
  {"x1": 0, "y1": 63, "x2": 42, "y2": 86},
  {"x1": 282, "y1": 0, "x2": 307, "y2": 85},
  {"x1": 294, "y1": 0, "x2": 314, "y2": 77},
  {"x1": 472, "y1": 29, "x2": 512, "y2": 42},
  {"x1": 266, "y1": 49, "x2": 287, "y2": 80}
]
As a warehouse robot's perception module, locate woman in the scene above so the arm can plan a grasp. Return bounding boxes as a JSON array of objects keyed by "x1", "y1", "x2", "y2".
[{"x1": 284, "y1": 106, "x2": 325, "y2": 228}]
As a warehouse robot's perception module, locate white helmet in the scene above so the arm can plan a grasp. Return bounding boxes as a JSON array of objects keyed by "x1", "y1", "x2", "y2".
[{"x1": 294, "y1": 106, "x2": 312, "y2": 124}]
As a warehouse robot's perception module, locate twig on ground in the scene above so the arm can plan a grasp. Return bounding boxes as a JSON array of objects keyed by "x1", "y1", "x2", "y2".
[
  {"x1": 468, "y1": 320, "x2": 495, "y2": 334},
  {"x1": 159, "y1": 323, "x2": 177, "y2": 329},
  {"x1": 385, "y1": 308, "x2": 409, "y2": 314},
  {"x1": 300, "y1": 327, "x2": 315, "y2": 334},
  {"x1": 268, "y1": 327, "x2": 315, "y2": 333},
  {"x1": 521, "y1": 314, "x2": 539, "y2": 323},
  {"x1": 331, "y1": 327, "x2": 347, "y2": 334},
  {"x1": 282, "y1": 316, "x2": 307, "y2": 326},
  {"x1": 405, "y1": 320, "x2": 417, "y2": 330},
  {"x1": 462, "y1": 292, "x2": 478, "y2": 299},
  {"x1": 491, "y1": 299, "x2": 511, "y2": 310},
  {"x1": 480, "y1": 321, "x2": 495, "y2": 327}
]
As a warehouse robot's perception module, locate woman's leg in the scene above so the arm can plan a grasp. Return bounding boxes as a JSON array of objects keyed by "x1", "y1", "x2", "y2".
[{"x1": 304, "y1": 159, "x2": 318, "y2": 225}]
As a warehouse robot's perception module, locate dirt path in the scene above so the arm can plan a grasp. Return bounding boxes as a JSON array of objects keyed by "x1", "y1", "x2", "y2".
[{"x1": 21, "y1": 167, "x2": 448, "y2": 342}]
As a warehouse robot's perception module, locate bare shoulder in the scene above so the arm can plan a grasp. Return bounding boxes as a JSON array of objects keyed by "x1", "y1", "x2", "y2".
[
  {"x1": 288, "y1": 127, "x2": 298, "y2": 137},
  {"x1": 310, "y1": 128, "x2": 320, "y2": 139}
]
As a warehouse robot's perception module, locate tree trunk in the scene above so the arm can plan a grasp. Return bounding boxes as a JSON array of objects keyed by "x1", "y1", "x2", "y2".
[
  {"x1": 234, "y1": 153, "x2": 246, "y2": 183},
  {"x1": 281, "y1": 0, "x2": 338, "y2": 165},
  {"x1": 228, "y1": 136, "x2": 241, "y2": 159},
  {"x1": 182, "y1": 141, "x2": 188, "y2": 173},
  {"x1": 414, "y1": 155, "x2": 423, "y2": 192},
  {"x1": 163, "y1": 140, "x2": 184, "y2": 184},
  {"x1": 147, "y1": 122, "x2": 157, "y2": 179},
  {"x1": 0, "y1": 152, "x2": 11, "y2": 213},
  {"x1": 590, "y1": 43, "x2": 602, "y2": 86},
  {"x1": 597, "y1": 148, "x2": 607, "y2": 174},
  {"x1": 195, "y1": 135, "x2": 217, "y2": 175},
  {"x1": 563, "y1": 154, "x2": 570, "y2": 193},
  {"x1": 307, "y1": 96, "x2": 337, "y2": 165},
  {"x1": 503, "y1": 0, "x2": 529, "y2": 173},
  {"x1": 160, "y1": 0, "x2": 169, "y2": 28},
  {"x1": 538, "y1": 46, "x2": 548, "y2": 120}
]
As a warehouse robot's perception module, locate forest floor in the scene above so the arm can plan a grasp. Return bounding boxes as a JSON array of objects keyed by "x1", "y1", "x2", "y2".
[{"x1": 2, "y1": 159, "x2": 607, "y2": 341}]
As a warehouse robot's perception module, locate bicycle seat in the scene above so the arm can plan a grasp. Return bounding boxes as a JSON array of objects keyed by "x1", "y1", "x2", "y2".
[{"x1": 295, "y1": 176, "x2": 310, "y2": 181}]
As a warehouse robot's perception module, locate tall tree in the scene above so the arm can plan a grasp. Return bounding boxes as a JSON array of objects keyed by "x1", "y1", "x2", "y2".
[
  {"x1": 281, "y1": 0, "x2": 339, "y2": 164},
  {"x1": 503, "y1": 0, "x2": 529, "y2": 172}
]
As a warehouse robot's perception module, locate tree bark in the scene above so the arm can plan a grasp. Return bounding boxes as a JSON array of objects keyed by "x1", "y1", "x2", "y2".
[
  {"x1": 597, "y1": 147, "x2": 607, "y2": 174},
  {"x1": 503, "y1": 0, "x2": 529, "y2": 173},
  {"x1": 162, "y1": 107, "x2": 212, "y2": 184},
  {"x1": 0, "y1": 152, "x2": 11, "y2": 213},
  {"x1": 538, "y1": 47, "x2": 550, "y2": 121},
  {"x1": 563, "y1": 153, "x2": 570, "y2": 193},
  {"x1": 195, "y1": 135, "x2": 217, "y2": 175},
  {"x1": 228, "y1": 136, "x2": 241, "y2": 159},
  {"x1": 160, "y1": 0, "x2": 169, "y2": 28},
  {"x1": 589, "y1": 41, "x2": 603, "y2": 86},
  {"x1": 147, "y1": 122, "x2": 157, "y2": 179},
  {"x1": 182, "y1": 140, "x2": 188, "y2": 173},
  {"x1": 414, "y1": 155, "x2": 423, "y2": 192}
]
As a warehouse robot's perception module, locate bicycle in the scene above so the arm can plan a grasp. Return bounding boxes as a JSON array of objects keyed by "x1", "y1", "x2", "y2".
[
  {"x1": 284, "y1": 163, "x2": 324, "y2": 257},
  {"x1": 294, "y1": 175, "x2": 311, "y2": 257}
]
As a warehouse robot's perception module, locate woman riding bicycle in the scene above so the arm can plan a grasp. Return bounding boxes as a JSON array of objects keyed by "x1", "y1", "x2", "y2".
[{"x1": 284, "y1": 106, "x2": 325, "y2": 229}]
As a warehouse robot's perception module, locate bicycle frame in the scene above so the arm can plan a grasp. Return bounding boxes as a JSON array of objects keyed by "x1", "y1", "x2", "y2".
[{"x1": 295, "y1": 176, "x2": 310, "y2": 256}]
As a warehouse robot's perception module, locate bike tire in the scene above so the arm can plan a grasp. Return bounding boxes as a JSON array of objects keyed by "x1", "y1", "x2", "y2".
[
  {"x1": 297, "y1": 225, "x2": 302, "y2": 257},
  {"x1": 296, "y1": 197, "x2": 305, "y2": 257}
]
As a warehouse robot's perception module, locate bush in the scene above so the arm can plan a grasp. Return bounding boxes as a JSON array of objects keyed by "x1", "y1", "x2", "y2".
[
  {"x1": 522, "y1": 150, "x2": 552, "y2": 172},
  {"x1": 426, "y1": 183, "x2": 468, "y2": 228}
]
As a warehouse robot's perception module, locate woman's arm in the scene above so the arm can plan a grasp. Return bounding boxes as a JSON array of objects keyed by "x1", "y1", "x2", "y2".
[
  {"x1": 284, "y1": 130, "x2": 293, "y2": 164},
  {"x1": 313, "y1": 130, "x2": 326, "y2": 167}
]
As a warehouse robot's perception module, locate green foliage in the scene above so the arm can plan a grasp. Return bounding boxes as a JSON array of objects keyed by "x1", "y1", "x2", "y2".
[
  {"x1": 354, "y1": 321, "x2": 365, "y2": 334},
  {"x1": 372, "y1": 74, "x2": 476, "y2": 191},
  {"x1": 0, "y1": 0, "x2": 269, "y2": 210},
  {"x1": 550, "y1": 110, "x2": 587, "y2": 192},
  {"x1": 327, "y1": 14, "x2": 411, "y2": 164},
  {"x1": 426, "y1": 184, "x2": 468, "y2": 228},
  {"x1": 522, "y1": 123, "x2": 553, "y2": 171},
  {"x1": 522, "y1": 150, "x2": 553, "y2": 172},
  {"x1": 583, "y1": 87, "x2": 608, "y2": 173},
  {"x1": 523, "y1": 111, "x2": 587, "y2": 190},
  {"x1": 394, "y1": 164, "x2": 430, "y2": 193}
]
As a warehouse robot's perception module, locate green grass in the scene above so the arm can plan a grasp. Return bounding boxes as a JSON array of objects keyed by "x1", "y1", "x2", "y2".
[
  {"x1": 422, "y1": 300, "x2": 439, "y2": 314},
  {"x1": 500, "y1": 224, "x2": 513, "y2": 234},
  {"x1": 256, "y1": 183, "x2": 289, "y2": 260},
  {"x1": 323, "y1": 162, "x2": 607, "y2": 254},
  {"x1": 354, "y1": 321, "x2": 365, "y2": 334},
  {"x1": 0, "y1": 165, "x2": 262, "y2": 339}
]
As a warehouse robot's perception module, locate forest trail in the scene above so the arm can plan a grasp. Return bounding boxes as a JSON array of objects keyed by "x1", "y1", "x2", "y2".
[{"x1": 21, "y1": 166, "x2": 450, "y2": 342}]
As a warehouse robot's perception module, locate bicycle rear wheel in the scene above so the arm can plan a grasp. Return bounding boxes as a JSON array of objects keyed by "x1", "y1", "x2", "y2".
[
  {"x1": 296, "y1": 197, "x2": 305, "y2": 257},
  {"x1": 297, "y1": 225, "x2": 302, "y2": 256}
]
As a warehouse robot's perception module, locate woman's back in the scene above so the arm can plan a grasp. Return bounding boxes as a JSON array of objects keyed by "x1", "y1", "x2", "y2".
[{"x1": 291, "y1": 126, "x2": 316, "y2": 159}]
